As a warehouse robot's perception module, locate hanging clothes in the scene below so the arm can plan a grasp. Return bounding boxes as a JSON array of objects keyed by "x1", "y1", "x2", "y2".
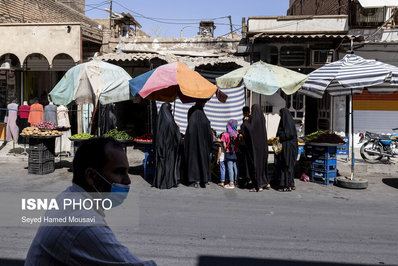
[
  {"x1": 28, "y1": 102, "x2": 44, "y2": 126},
  {"x1": 276, "y1": 107, "x2": 298, "y2": 191},
  {"x1": 153, "y1": 103, "x2": 182, "y2": 189},
  {"x1": 82, "y1": 103, "x2": 93, "y2": 134},
  {"x1": 184, "y1": 107, "x2": 213, "y2": 186},
  {"x1": 241, "y1": 104, "x2": 269, "y2": 191},
  {"x1": 6, "y1": 102, "x2": 19, "y2": 142},
  {"x1": 55, "y1": 105, "x2": 71, "y2": 154},
  {"x1": 44, "y1": 104, "x2": 58, "y2": 125},
  {"x1": 18, "y1": 104, "x2": 30, "y2": 144},
  {"x1": 100, "y1": 104, "x2": 117, "y2": 135}
]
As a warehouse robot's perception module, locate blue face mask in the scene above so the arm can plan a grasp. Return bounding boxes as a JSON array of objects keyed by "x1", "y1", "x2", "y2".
[{"x1": 94, "y1": 170, "x2": 130, "y2": 208}]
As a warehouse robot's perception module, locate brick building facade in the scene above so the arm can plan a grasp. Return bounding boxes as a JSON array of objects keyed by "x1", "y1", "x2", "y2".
[{"x1": 287, "y1": 0, "x2": 350, "y2": 16}]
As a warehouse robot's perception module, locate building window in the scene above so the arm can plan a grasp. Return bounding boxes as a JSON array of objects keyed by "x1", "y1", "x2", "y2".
[
  {"x1": 312, "y1": 50, "x2": 329, "y2": 65},
  {"x1": 280, "y1": 46, "x2": 305, "y2": 66}
]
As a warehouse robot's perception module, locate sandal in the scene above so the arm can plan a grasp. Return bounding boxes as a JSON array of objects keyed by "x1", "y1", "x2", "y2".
[
  {"x1": 249, "y1": 188, "x2": 257, "y2": 192},
  {"x1": 264, "y1": 184, "x2": 271, "y2": 190},
  {"x1": 278, "y1": 188, "x2": 288, "y2": 192},
  {"x1": 224, "y1": 184, "x2": 235, "y2": 189},
  {"x1": 218, "y1": 183, "x2": 224, "y2": 187},
  {"x1": 258, "y1": 188, "x2": 264, "y2": 192},
  {"x1": 291, "y1": 186, "x2": 296, "y2": 190}
]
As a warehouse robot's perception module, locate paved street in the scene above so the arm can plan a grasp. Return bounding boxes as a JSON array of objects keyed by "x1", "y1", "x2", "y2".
[{"x1": 0, "y1": 148, "x2": 397, "y2": 266}]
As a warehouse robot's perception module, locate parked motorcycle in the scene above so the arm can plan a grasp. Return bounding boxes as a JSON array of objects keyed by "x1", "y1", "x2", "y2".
[{"x1": 359, "y1": 128, "x2": 398, "y2": 162}]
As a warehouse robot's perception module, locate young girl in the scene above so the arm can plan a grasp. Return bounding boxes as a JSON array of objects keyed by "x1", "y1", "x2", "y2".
[{"x1": 221, "y1": 120, "x2": 239, "y2": 189}]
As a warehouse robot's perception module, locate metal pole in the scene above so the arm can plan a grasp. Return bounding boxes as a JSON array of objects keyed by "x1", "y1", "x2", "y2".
[
  {"x1": 350, "y1": 90, "x2": 354, "y2": 180},
  {"x1": 228, "y1": 16, "x2": 233, "y2": 36},
  {"x1": 109, "y1": 1, "x2": 113, "y2": 37}
]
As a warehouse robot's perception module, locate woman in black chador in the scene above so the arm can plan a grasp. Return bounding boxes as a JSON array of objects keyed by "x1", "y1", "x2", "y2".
[
  {"x1": 184, "y1": 101, "x2": 213, "y2": 188},
  {"x1": 153, "y1": 103, "x2": 182, "y2": 189},
  {"x1": 242, "y1": 104, "x2": 269, "y2": 192},
  {"x1": 276, "y1": 107, "x2": 298, "y2": 192}
]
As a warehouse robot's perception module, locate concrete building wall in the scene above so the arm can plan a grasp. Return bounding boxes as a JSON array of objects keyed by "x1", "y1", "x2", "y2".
[{"x1": 0, "y1": 23, "x2": 81, "y2": 65}]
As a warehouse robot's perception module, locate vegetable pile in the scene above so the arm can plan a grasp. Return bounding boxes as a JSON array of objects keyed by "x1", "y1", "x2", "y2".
[
  {"x1": 104, "y1": 129, "x2": 133, "y2": 140},
  {"x1": 35, "y1": 121, "x2": 57, "y2": 130},
  {"x1": 305, "y1": 130, "x2": 345, "y2": 144},
  {"x1": 134, "y1": 133, "x2": 153, "y2": 142},
  {"x1": 21, "y1": 127, "x2": 61, "y2": 137},
  {"x1": 69, "y1": 133, "x2": 95, "y2": 140}
]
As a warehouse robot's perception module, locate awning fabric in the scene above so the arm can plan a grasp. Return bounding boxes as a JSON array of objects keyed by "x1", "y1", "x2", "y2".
[
  {"x1": 157, "y1": 85, "x2": 244, "y2": 135},
  {"x1": 358, "y1": 0, "x2": 398, "y2": 8}
]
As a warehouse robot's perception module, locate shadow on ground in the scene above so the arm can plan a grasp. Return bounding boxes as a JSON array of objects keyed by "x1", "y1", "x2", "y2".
[
  {"x1": 0, "y1": 258, "x2": 25, "y2": 266},
  {"x1": 382, "y1": 178, "x2": 398, "y2": 189},
  {"x1": 129, "y1": 165, "x2": 153, "y2": 185},
  {"x1": 197, "y1": 256, "x2": 384, "y2": 266}
]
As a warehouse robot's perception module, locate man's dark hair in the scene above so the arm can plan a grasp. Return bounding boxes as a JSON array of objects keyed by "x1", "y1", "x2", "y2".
[
  {"x1": 242, "y1": 106, "x2": 250, "y2": 113},
  {"x1": 72, "y1": 137, "x2": 124, "y2": 187}
]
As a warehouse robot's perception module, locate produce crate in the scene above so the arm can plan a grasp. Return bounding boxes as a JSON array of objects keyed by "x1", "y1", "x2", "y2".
[
  {"x1": 28, "y1": 149, "x2": 55, "y2": 163},
  {"x1": 312, "y1": 146, "x2": 337, "y2": 159},
  {"x1": 337, "y1": 137, "x2": 349, "y2": 155},
  {"x1": 311, "y1": 158, "x2": 337, "y2": 171},
  {"x1": 28, "y1": 138, "x2": 55, "y2": 152},
  {"x1": 28, "y1": 161, "x2": 55, "y2": 175},
  {"x1": 311, "y1": 169, "x2": 337, "y2": 185}
]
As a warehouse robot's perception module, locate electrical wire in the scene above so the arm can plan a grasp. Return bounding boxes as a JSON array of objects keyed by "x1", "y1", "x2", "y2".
[{"x1": 111, "y1": 0, "x2": 240, "y2": 26}]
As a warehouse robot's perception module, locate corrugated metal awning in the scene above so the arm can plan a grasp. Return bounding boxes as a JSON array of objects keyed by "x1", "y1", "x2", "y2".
[
  {"x1": 253, "y1": 33, "x2": 362, "y2": 40},
  {"x1": 358, "y1": 0, "x2": 398, "y2": 8},
  {"x1": 94, "y1": 52, "x2": 249, "y2": 69}
]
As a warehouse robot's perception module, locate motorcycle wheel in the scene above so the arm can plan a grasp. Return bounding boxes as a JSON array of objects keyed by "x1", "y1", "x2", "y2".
[{"x1": 360, "y1": 141, "x2": 383, "y2": 162}]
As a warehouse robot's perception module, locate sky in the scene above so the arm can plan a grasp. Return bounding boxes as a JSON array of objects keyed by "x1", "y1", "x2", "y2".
[{"x1": 85, "y1": 0, "x2": 289, "y2": 38}]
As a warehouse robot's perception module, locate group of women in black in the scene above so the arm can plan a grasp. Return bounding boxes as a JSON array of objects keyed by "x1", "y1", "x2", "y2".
[{"x1": 152, "y1": 102, "x2": 298, "y2": 192}]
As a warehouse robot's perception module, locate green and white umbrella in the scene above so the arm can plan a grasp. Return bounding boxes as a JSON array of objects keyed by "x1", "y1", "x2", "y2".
[{"x1": 216, "y1": 61, "x2": 308, "y2": 95}]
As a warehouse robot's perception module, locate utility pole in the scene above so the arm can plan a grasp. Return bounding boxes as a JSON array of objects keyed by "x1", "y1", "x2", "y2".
[
  {"x1": 228, "y1": 16, "x2": 233, "y2": 36},
  {"x1": 109, "y1": 0, "x2": 113, "y2": 36}
]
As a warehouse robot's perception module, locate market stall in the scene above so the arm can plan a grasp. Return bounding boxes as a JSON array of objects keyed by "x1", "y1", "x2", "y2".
[{"x1": 20, "y1": 126, "x2": 61, "y2": 175}]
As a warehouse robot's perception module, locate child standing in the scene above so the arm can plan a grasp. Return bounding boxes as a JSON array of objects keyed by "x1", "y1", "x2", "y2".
[{"x1": 222, "y1": 120, "x2": 239, "y2": 189}]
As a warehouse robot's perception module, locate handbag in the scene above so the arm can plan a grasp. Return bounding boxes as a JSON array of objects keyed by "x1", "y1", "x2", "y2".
[{"x1": 272, "y1": 138, "x2": 282, "y2": 155}]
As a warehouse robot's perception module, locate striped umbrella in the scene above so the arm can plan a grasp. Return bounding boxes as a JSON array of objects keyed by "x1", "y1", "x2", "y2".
[
  {"x1": 300, "y1": 54, "x2": 398, "y2": 180},
  {"x1": 301, "y1": 54, "x2": 398, "y2": 98}
]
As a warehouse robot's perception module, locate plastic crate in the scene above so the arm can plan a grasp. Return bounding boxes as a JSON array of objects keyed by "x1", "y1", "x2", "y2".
[
  {"x1": 311, "y1": 170, "x2": 337, "y2": 185},
  {"x1": 312, "y1": 146, "x2": 337, "y2": 159},
  {"x1": 28, "y1": 161, "x2": 55, "y2": 175},
  {"x1": 337, "y1": 137, "x2": 349, "y2": 155},
  {"x1": 29, "y1": 149, "x2": 55, "y2": 163},
  {"x1": 29, "y1": 138, "x2": 55, "y2": 152},
  {"x1": 311, "y1": 157, "x2": 337, "y2": 171}
]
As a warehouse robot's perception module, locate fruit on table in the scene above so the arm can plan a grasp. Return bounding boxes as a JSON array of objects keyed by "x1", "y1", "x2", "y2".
[
  {"x1": 70, "y1": 133, "x2": 95, "y2": 139},
  {"x1": 305, "y1": 130, "x2": 345, "y2": 144},
  {"x1": 35, "y1": 121, "x2": 57, "y2": 130},
  {"x1": 134, "y1": 133, "x2": 153, "y2": 142},
  {"x1": 21, "y1": 127, "x2": 61, "y2": 137},
  {"x1": 104, "y1": 129, "x2": 133, "y2": 140}
]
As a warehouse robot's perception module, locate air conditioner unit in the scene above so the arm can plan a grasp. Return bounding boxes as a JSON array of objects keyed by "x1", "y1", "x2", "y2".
[{"x1": 355, "y1": 5, "x2": 385, "y2": 26}]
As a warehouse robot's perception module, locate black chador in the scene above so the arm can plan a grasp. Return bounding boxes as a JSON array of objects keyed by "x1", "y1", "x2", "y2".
[
  {"x1": 276, "y1": 107, "x2": 298, "y2": 191},
  {"x1": 242, "y1": 104, "x2": 269, "y2": 191},
  {"x1": 153, "y1": 103, "x2": 182, "y2": 189},
  {"x1": 184, "y1": 107, "x2": 213, "y2": 186}
]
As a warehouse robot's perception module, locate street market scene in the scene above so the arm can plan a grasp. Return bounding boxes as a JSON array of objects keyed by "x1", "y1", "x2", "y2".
[{"x1": 0, "y1": 0, "x2": 398, "y2": 265}]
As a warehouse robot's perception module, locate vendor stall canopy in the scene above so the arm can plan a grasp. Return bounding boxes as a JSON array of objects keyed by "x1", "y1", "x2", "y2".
[
  {"x1": 50, "y1": 60, "x2": 132, "y2": 106},
  {"x1": 216, "y1": 61, "x2": 308, "y2": 96}
]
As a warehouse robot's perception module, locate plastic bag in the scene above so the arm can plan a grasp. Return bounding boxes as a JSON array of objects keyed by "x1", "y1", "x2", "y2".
[
  {"x1": 272, "y1": 138, "x2": 282, "y2": 155},
  {"x1": 300, "y1": 173, "x2": 310, "y2": 182}
]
